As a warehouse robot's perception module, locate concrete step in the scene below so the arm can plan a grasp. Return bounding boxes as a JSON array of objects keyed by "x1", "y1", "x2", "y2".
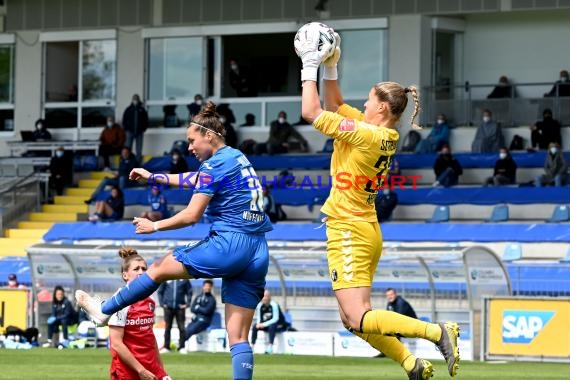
[
  {"x1": 42, "y1": 204, "x2": 88, "y2": 213},
  {"x1": 5, "y1": 229, "x2": 47, "y2": 239},
  {"x1": 90, "y1": 171, "x2": 115, "y2": 180},
  {"x1": 0, "y1": 238, "x2": 40, "y2": 256},
  {"x1": 54, "y1": 195, "x2": 86, "y2": 205},
  {"x1": 29, "y1": 212, "x2": 77, "y2": 222},
  {"x1": 79, "y1": 179, "x2": 102, "y2": 188},
  {"x1": 65, "y1": 188, "x2": 94, "y2": 196},
  {"x1": 17, "y1": 221, "x2": 54, "y2": 229}
]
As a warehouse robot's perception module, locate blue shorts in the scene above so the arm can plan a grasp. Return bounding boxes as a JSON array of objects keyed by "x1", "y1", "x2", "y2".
[{"x1": 172, "y1": 231, "x2": 269, "y2": 309}]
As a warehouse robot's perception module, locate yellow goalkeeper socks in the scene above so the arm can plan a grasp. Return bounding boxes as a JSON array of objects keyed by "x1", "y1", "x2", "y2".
[
  {"x1": 360, "y1": 310, "x2": 442, "y2": 342},
  {"x1": 352, "y1": 331, "x2": 417, "y2": 373}
]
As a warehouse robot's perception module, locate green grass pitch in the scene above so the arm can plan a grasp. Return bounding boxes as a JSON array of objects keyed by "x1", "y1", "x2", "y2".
[{"x1": 1, "y1": 350, "x2": 569, "y2": 379}]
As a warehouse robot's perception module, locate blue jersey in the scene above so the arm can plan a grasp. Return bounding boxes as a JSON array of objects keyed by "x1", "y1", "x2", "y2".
[
  {"x1": 149, "y1": 193, "x2": 169, "y2": 216},
  {"x1": 194, "y1": 146, "x2": 273, "y2": 234}
]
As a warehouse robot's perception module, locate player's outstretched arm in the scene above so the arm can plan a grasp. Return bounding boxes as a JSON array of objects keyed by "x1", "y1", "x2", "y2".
[
  {"x1": 301, "y1": 81, "x2": 324, "y2": 124},
  {"x1": 130, "y1": 168, "x2": 199, "y2": 188},
  {"x1": 133, "y1": 193, "x2": 211, "y2": 234},
  {"x1": 323, "y1": 33, "x2": 344, "y2": 112}
]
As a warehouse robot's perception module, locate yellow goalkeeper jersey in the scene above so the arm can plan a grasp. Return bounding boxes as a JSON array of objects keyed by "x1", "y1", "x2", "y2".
[{"x1": 313, "y1": 104, "x2": 399, "y2": 222}]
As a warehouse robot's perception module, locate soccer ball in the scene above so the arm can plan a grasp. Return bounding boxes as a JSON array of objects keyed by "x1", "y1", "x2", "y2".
[{"x1": 294, "y1": 22, "x2": 336, "y2": 60}]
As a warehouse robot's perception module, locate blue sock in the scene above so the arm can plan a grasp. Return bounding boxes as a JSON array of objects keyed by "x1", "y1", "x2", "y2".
[
  {"x1": 101, "y1": 273, "x2": 160, "y2": 315},
  {"x1": 230, "y1": 341, "x2": 254, "y2": 380}
]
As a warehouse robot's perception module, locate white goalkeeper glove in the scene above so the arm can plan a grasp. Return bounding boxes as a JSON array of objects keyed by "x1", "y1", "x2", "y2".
[
  {"x1": 294, "y1": 28, "x2": 334, "y2": 82},
  {"x1": 322, "y1": 33, "x2": 341, "y2": 81}
]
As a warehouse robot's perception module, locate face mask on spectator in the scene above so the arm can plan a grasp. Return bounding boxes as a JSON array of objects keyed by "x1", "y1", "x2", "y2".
[
  {"x1": 106, "y1": 122, "x2": 113, "y2": 128},
  {"x1": 36, "y1": 123, "x2": 42, "y2": 130},
  {"x1": 172, "y1": 154, "x2": 179, "y2": 161},
  {"x1": 383, "y1": 188, "x2": 390, "y2": 196},
  {"x1": 499, "y1": 152, "x2": 507, "y2": 159},
  {"x1": 436, "y1": 119, "x2": 444, "y2": 125},
  {"x1": 231, "y1": 63, "x2": 238, "y2": 71},
  {"x1": 195, "y1": 99, "x2": 203, "y2": 106},
  {"x1": 278, "y1": 117, "x2": 286, "y2": 124},
  {"x1": 561, "y1": 76, "x2": 569, "y2": 82},
  {"x1": 550, "y1": 147, "x2": 558, "y2": 155},
  {"x1": 132, "y1": 100, "x2": 139, "y2": 106},
  {"x1": 483, "y1": 116, "x2": 491, "y2": 123},
  {"x1": 56, "y1": 151, "x2": 64, "y2": 158},
  {"x1": 219, "y1": 116, "x2": 226, "y2": 124}
]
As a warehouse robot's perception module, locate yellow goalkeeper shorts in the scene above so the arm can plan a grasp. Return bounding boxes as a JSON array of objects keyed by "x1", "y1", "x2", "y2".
[{"x1": 325, "y1": 218, "x2": 383, "y2": 290}]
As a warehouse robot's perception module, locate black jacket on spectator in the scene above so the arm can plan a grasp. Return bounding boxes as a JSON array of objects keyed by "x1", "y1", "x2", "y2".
[
  {"x1": 158, "y1": 280, "x2": 193, "y2": 310},
  {"x1": 375, "y1": 191, "x2": 399, "y2": 223},
  {"x1": 493, "y1": 156, "x2": 517, "y2": 183},
  {"x1": 170, "y1": 157, "x2": 189, "y2": 174},
  {"x1": 535, "y1": 118, "x2": 562, "y2": 149},
  {"x1": 122, "y1": 104, "x2": 149, "y2": 135},
  {"x1": 190, "y1": 292, "x2": 216, "y2": 325},
  {"x1": 106, "y1": 195, "x2": 124, "y2": 220},
  {"x1": 34, "y1": 128, "x2": 52, "y2": 141},
  {"x1": 387, "y1": 295, "x2": 417, "y2": 319},
  {"x1": 51, "y1": 297, "x2": 74, "y2": 322},
  {"x1": 119, "y1": 154, "x2": 139, "y2": 182},
  {"x1": 545, "y1": 80, "x2": 570, "y2": 97},
  {"x1": 434, "y1": 154, "x2": 463, "y2": 178},
  {"x1": 223, "y1": 122, "x2": 238, "y2": 149},
  {"x1": 49, "y1": 154, "x2": 73, "y2": 187}
]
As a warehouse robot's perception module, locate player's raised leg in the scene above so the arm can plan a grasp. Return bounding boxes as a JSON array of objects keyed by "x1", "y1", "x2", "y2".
[
  {"x1": 336, "y1": 288, "x2": 459, "y2": 377},
  {"x1": 76, "y1": 250, "x2": 191, "y2": 325},
  {"x1": 339, "y1": 304, "x2": 434, "y2": 379}
]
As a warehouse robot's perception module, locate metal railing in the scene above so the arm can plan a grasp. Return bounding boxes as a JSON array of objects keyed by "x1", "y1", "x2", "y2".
[
  {"x1": 0, "y1": 172, "x2": 41, "y2": 233},
  {"x1": 421, "y1": 81, "x2": 570, "y2": 127}
]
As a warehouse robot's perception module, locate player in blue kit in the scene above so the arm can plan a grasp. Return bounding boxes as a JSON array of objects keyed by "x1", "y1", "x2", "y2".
[{"x1": 76, "y1": 101, "x2": 272, "y2": 380}]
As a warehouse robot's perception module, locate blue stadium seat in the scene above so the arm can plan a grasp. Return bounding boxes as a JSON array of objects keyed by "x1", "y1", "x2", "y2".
[
  {"x1": 486, "y1": 204, "x2": 509, "y2": 222},
  {"x1": 545, "y1": 205, "x2": 570, "y2": 223},
  {"x1": 426, "y1": 206, "x2": 449, "y2": 223},
  {"x1": 503, "y1": 243, "x2": 522, "y2": 262}
]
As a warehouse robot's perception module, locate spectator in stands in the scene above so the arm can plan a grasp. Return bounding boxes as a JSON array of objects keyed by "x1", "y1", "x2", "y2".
[
  {"x1": 49, "y1": 146, "x2": 73, "y2": 197},
  {"x1": 386, "y1": 158, "x2": 401, "y2": 188},
  {"x1": 85, "y1": 147, "x2": 139, "y2": 204},
  {"x1": 169, "y1": 149, "x2": 189, "y2": 174},
  {"x1": 122, "y1": 94, "x2": 149, "y2": 162},
  {"x1": 33, "y1": 118, "x2": 52, "y2": 141},
  {"x1": 240, "y1": 113, "x2": 256, "y2": 127},
  {"x1": 229, "y1": 58, "x2": 257, "y2": 97},
  {"x1": 157, "y1": 279, "x2": 193, "y2": 353},
  {"x1": 263, "y1": 186, "x2": 279, "y2": 223},
  {"x1": 217, "y1": 103, "x2": 238, "y2": 148},
  {"x1": 43, "y1": 286, "x2": 75, "y2": 348},
  {"x1": 544, "y1": 70, "x2": 570, "y2": 97},
  {"x1": 530, "y1": 108, "x2": 562, "y2": 150},
  {"x1": 187, "y1": 94, "x2": 204, "y2": 120},
  {"x1": 375, "y1": 188, "x2": 399, "y2": 223},
  {"x1": 179, "y1": 280, "x2": 217, "y2": 354},
  {"x1": 535, "y1": 142, "x2": 568, "y2": 187},
  {"x1": 88, "y1": 185, "x2": 125, "y2": 222},
  {"x1": 487, "y1": 75, "x2": 515, "y2": 99},
  {"x1": 255, "y1": 111, "x2": 308, "y2": 154},
  {"x1": 433, "y1": 145, "x2": 463, "y2": 187},
  {"x1": 251, "y1": 290, "x2": 291, "y2": 354},
  {"x1": 484, "y1": 147, "x2": 517, "y2": 186},
  {"x1": 163, "y1": 99, "x2": 178, "y2": 128},
  {"x1": 415, "y1": 113, "x2": 450, "y2": 154},
  {"x1": 99, "y1": 116, "x2": 126, "y2": 171},
  {"x1": 386, "y1": 288, "x2": 417, "y2": 319},
  {"x1": 5, "y1": 273, "x2": 26, "y2": 289},
  {"x1": 292, "y1": 116, "x2": 310, "y2": 126},
  {"x1": 140, "y1": 188, "x2": 169, "y2": 222},
  {"x1": 471, "y1": 109, "x2": 505, "y2": 153}
]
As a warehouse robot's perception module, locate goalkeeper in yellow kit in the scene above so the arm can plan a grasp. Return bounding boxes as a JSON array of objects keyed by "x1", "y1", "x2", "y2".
[{"x1": 295, "y1": 27, "x2": 460, "y2": 380}]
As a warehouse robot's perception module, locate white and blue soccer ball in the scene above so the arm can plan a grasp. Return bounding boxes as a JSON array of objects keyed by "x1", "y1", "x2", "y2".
[{"x1": 294, "y1": 22, "x2": 336, "y2": 59}]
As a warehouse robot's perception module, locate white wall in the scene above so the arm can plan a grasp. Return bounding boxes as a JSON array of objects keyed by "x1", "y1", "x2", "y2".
[
  {"x1": 464, "y1": 10, "x2": 570, "y2": 99},
  {"x1": 116, "y1": 28, "x2": 145, "y2": 124}
]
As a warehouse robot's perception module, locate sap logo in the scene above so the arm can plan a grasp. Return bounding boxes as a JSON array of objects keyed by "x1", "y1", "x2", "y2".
[{"x1": 502, "y1": 310, "x2": 555, "y2": 344}]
